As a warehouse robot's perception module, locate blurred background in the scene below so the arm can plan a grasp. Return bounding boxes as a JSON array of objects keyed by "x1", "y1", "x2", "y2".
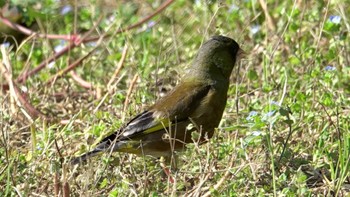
[{"x1": 0, "y1": 0, "x2": 349, "y2": 196}]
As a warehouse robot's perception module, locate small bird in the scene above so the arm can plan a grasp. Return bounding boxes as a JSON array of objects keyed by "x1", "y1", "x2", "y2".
[{"x1": 71, "y1": 35, "x2": 242, "y2": 164}]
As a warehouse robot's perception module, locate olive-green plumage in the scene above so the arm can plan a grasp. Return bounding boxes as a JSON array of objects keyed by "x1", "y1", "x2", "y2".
[{"x1": 71, "y1": 35, "x2": 241, "y2": 164}]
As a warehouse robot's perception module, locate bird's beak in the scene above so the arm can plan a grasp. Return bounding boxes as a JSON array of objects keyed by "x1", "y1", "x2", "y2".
[{"x1": 237, "y1": 48, "x2": 247, "y2": 59}]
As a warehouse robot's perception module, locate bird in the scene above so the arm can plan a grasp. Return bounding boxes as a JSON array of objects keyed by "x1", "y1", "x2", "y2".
[{"x1": 71, "y1": 35, "x2": 243, "y2": 165}]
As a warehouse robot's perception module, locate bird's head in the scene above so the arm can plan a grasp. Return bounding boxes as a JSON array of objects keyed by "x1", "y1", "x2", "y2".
[{"x1": 188, "y1": 35, "x2": 242, "y2": 81}]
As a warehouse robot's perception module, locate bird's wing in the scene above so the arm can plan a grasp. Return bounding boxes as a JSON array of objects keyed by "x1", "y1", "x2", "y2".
[
  {"x1": 71, "y1": 82, "x2": 211, "y2": 164},
  {"x1": 120, "y1": 81, "x2": 212, "y2": 139},
  {"x1": 96, "y1": 82, "x2": 211, "y2": 146}
]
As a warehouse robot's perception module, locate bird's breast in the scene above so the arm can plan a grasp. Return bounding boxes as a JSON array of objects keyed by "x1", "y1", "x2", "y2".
[{"x1": 190, "y1": 85, "x2": 228, "y2": 131}]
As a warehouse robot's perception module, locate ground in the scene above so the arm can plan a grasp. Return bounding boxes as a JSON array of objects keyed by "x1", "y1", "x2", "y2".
[{"x1": 0, "y1": 0, "x2": 349, "y2": 196}]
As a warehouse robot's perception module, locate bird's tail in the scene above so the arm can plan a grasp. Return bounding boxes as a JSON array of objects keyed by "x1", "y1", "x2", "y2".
[
  {"x1": 70, "y1": 149, "x2": 100, "y2": 165},
  {"x1": 70, "y1": 140, "x2": 112, "y2": 165}
]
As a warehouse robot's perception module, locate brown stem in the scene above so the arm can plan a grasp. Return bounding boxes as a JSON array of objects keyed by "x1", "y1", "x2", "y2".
[
  {"x1": 0, "y1": 15, "x2": 79, "y2": 41},
  {"x1": 14, "y1": 0, "x2": 175, "y2": 85},
  {"x1": 70, "y1": 70, "x2": 93, "y2": 89},
  {"x1": 16, "y1": 42, "x2": 75, "y2": 83},
  {"x1": 84, "y1": 0, "x2": 176, "y2": 42},
  {"x1": 202, "y1": 156, "x2": 237, "y2": 197},
  {"x1": 45, "y1": 47, "x2": 97, "y2": 85},
  {"x1": 54, "y1": 172, "x2": 60, "y2": 197},
  {"x1": 107, "y1": 44, "x2": 129, "y2": 88},
  {"x1": 16, "y1": 15, "x2": 104, "y2": 84},
  {"x1": 258, "y1": 0, "x2": 276, "y2": 31},
  {"x1": 123, "y1": 74, "x2": 139, "y2": 118},
  {"x1": 0, "y1": 47, "x2": 46, "y2": 120}
]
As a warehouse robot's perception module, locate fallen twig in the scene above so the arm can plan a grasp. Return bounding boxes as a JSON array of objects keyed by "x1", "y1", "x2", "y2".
[
  {"x1": 45, "y1": 47, "x2": 98, "y2": 85},
  {"x1": 14, "y1": 0, "x2": 175, "y2": 84},
  {"x1": 16, "y1": 15, "x2": 104, "y2": 84},
  {"x1": 258, "y1": 0, "x2": 276, "y2": 31},
  {"x1": 123, "y1": 74, "x2": 139, "y2": 120},
  {"x1": 0, "y1": 45, "x2": 46, "y2": 121},
  {"x1": 0, "y1": 15, "x2": 77, "y2": 41},
  {"x1": 107, "y1": 44, "x2": 129, "y2": 89},
  {"x1": 70, "y1": 70, "x2": 93, "y2": 89}
]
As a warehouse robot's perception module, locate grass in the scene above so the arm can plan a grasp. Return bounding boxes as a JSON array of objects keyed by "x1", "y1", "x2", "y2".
[{"x1": 1, "y1": 0, "x2": 350, "y2": 196}]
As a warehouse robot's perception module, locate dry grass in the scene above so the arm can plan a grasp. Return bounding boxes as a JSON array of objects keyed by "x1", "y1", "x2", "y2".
[{"x1": 1, "y1": 0, "x2": 350, "y2": 196}]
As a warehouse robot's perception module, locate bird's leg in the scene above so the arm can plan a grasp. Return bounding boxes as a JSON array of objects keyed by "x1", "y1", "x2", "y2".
[
  {"x1": 169, "y1": 153, "x2": 178, "y2": 171},
  {"x1": 160, "y1": 156, "x2": 174, "y2": 183}
]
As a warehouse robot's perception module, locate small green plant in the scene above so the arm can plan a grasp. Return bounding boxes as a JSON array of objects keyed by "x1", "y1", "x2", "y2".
[{"x1": 0, "y1": 0, "x2": 349, "y2": 196}]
